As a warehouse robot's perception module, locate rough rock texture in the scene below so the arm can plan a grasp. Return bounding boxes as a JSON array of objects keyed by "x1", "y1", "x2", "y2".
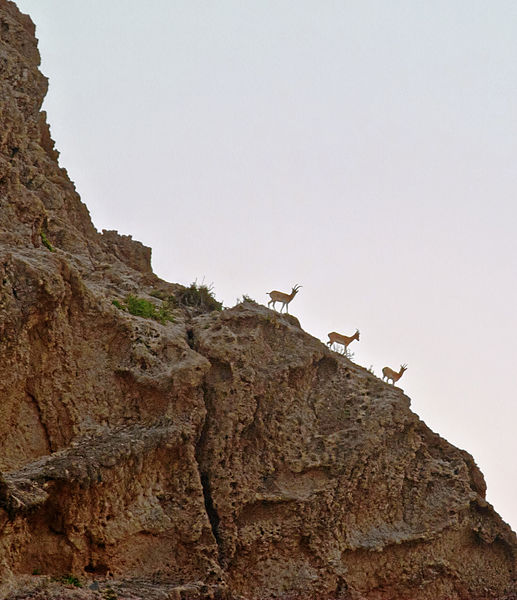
[{"x1": 0, "y1": 1, "x2": 516, "y2": 599}]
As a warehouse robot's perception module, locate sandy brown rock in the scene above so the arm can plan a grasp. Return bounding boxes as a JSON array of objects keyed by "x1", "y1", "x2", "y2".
[
  {"x1": 0, "y1": 1, "x2": 516, "y2": 599},
  {"x1": 190, "y1": 304, "x2": 516, "y2": 599}
]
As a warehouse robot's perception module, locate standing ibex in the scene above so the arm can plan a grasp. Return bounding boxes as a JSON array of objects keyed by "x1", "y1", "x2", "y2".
[
  {"x1": 382, "y1": 364, "x2": 407, "y2": 385},
  {"x1": 327, "y1": 329, "x2": 360, "y2": 354},
  {"x1": 267, "y1": 284, "x2": 301, "y2": 313}
]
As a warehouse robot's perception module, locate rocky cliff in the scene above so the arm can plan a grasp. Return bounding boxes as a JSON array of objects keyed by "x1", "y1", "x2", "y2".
[{"x1": 0, "y1": 2, "x2": 516, "y2": 599}]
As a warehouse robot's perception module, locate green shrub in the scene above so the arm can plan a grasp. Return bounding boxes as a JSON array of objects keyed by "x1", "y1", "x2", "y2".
[
  {"x1": 40, "y1": 231, "x2": 55, "y2": 252},
  {"x1": 177, "y1": 281, "x2": 222, "y2": 312},
  {"x1": 125, "y1": 294, "x2": 158, "y2": 319},
  {"x1": 155, "y1": 304, "x2": 175, "y2": 324},
  {"x1": 57, "y1": 574, "x2": 82, "y2": 587},
  {"x1": 112, "y1": 299, "x2": 125, "y2": 311},
  {"x1": 112, "y1": 295, "x2": 174, "y2": 324}
]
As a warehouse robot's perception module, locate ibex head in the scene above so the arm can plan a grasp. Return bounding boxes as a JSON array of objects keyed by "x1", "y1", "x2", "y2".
[
  {"x1": 291, "y1": 284, "x2": 302, "y2": 295},
  {"x1": 400, "y1": 364, "x2": 408, "y2": 374},
  {"x1": 355, "y1": 329, "x2": 360, "y2": 339}
]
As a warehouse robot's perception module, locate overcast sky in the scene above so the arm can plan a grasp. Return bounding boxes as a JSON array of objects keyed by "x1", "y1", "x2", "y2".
[{"x1": 15, "y1": 0, "x2": 517, "y2": 531}]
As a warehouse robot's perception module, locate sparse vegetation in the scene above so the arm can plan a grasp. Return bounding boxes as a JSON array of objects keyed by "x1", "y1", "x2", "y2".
[
  {"x1": 176, "y1": 281, "x2": 222, "y2": 312},
  {"x1": 238, "y1": 294, "x2": 257, "y2": 304},
  {"x1": 148, "y1": 282, "x2": 223, "y2": 314},
  {"x1": 149, "y1": 289, "x2": 179, "y2": 311},
  {"x1": 40, "y1": 231, "x2": 54, "y2": 252},
  {"x1": 103, "y1": 587, "x2": 118, "y2": 600},
  {"x1": 55, "y1": 574, "x2": 82, "y2": 588},
  {"x1": 112, "y1": 294, "x2": 174, "y2": 324},
  {"x1": 125, "y1": 294, "x2": 159, "y2": 319}
]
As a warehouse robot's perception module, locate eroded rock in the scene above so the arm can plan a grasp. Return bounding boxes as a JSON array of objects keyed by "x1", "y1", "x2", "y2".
[{"x1": 0, "y1": 2, "x2": 515, "y2": 599}]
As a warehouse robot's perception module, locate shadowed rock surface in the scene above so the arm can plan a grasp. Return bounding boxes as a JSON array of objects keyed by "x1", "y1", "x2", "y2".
[{"x1": 0, "y1": 1, "x2": 516, "y2": 598}]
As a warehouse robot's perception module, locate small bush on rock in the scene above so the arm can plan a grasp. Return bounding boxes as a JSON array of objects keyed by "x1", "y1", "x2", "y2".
[
  {"x1": 55, "y1": 574, "x2": 82, "y2": 588},
  {"x1": 177, "y1": 281, "x2": 222, "y2": 312},
  {"x1": 40, "y1": 231, "x2": 55, "y2": 252},
  {"x1": 112, "y1": 295, "x2": 174, "y2": 324}
]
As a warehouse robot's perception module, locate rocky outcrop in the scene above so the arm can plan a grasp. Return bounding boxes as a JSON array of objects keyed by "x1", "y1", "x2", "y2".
[{"x1": 0, "y1": 1, "x2": 516, "y2": 599}]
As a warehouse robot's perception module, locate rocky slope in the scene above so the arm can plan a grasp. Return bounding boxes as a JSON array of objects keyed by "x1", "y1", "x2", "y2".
[{"x1": 0, "y1": 1, "x2": 516, "y2": 598}]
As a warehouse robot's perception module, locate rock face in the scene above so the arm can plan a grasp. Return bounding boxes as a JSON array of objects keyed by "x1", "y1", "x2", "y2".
[{"x1": 0, "y1": 1, "x2": 516, "y2": 599}]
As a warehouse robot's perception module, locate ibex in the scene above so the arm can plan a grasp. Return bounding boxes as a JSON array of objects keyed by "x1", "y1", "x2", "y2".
[
  {"x1": 267, "y1": 284, "x2": 301, "y2": 313},
  {"x1": 382, "y1": 364, "x2": 407, "y2": 385},
  {"x1": 327, "y1": 329, "x2": 360, "y2": 354}
]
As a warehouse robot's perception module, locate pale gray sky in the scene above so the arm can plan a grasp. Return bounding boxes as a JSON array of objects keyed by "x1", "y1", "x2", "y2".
[{"x1": 16, "y1": 0, "x2": 517, "y2": 530}]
